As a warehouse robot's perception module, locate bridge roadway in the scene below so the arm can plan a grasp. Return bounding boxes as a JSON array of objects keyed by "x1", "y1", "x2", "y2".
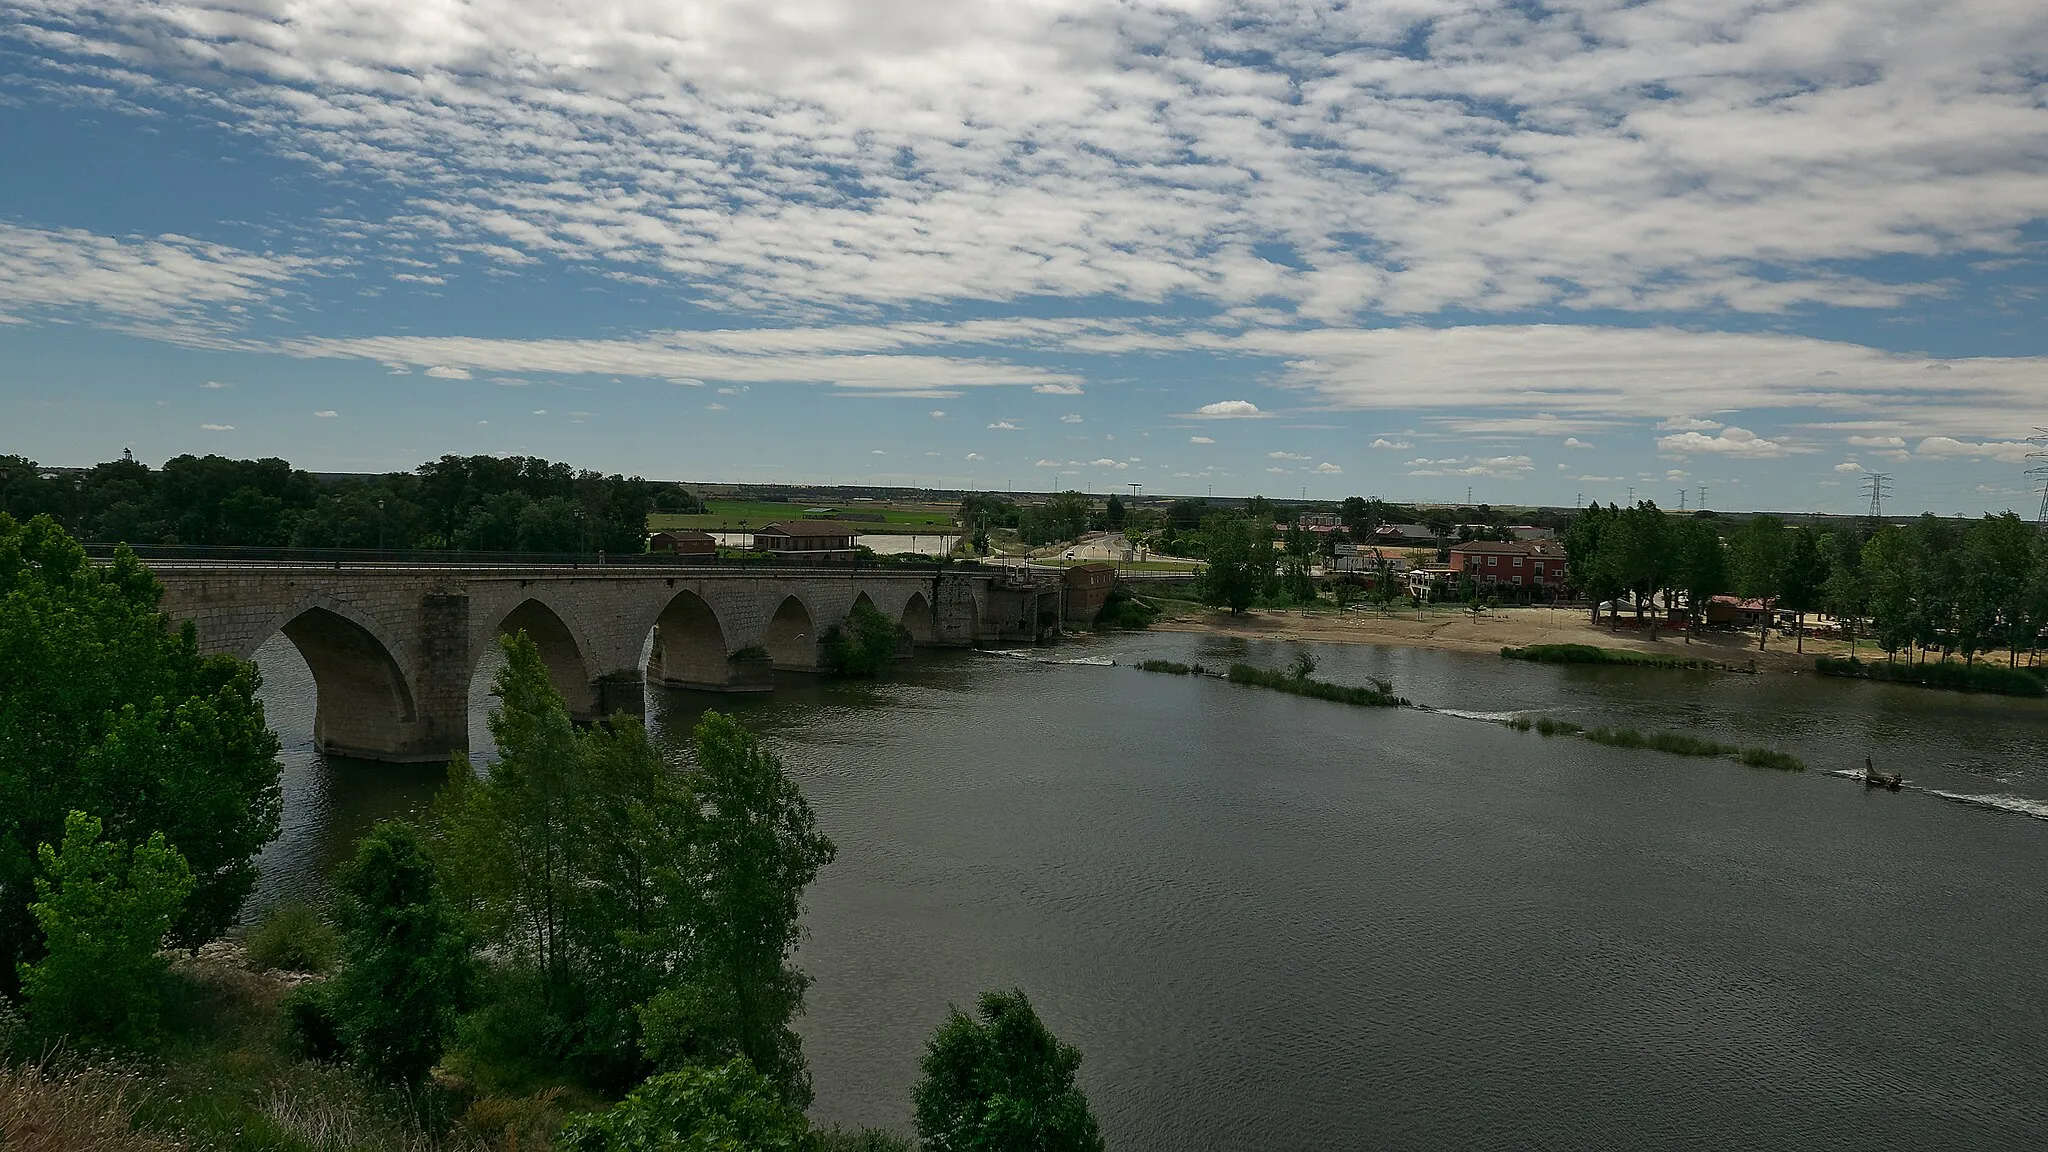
[{"x1": 140, "y1": 555, "x2": 1064, "y2": 763}]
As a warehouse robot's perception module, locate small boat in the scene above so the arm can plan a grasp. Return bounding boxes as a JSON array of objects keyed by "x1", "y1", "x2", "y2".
[{"x1": 1862, "y1": 758, "x2": 1903, "y2": 791}]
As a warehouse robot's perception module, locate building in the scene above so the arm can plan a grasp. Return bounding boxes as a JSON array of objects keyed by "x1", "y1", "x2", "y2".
[
  {"x1": 1063, "y1": 563, "x2": 1117, "y2": 624},
  {"x1": 1447, "y1": 540, "x2": 1569, "y2": 596},
  {"x1": 1507, "y1": 525, "x2": 1556, "y2": 541},
  {"x1": 751, "y1": 521, "x2": 861, "y2": 563},
  {"x1": 1705, "y1": 595, "x2": 1775, "y2": 628},
  {"x1": 1299, "y1": 512, "x2": 1342, "y2": 528},
  {"x1": 1333, "y1": 549, "x2": 1411, "y2": 578},
  {"x1": 646, "y1": 529, "x2": 716, "y2": 556},
  {"x1": 1407, "y1": 564, "x2": 1457, "y2": 599},
  {"x1": 1371, "y1": 523, "x2": 1438, "y2": 545}
]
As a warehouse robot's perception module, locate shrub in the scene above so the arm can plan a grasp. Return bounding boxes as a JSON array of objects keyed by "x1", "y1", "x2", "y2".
[
  {"x1": 1533, "y1": 717, "x2": 1583, "y2": 737},
  {"x1": 1814, "y1": 656, "x2": 2045, "y2": 697},
  {"x1": 329, "y1": 821, "x2": 473, "y2": 1084},
  {"x1": 279, "y1": 983, "x2": 345, "y2": 1062},
  {"x1": 1506, "y1": 716, "x2": 1533, "y2": 731},
  {"x1": 245, "y1": 899, "x2": 340, "y2": 974},
  {"x1": 1136, "y1": 659, "x2": 1192, "y2": 675},
  {"x1": 820, "y1": 602, "x2": 909, "y2": 677},
  {"x1": 19, "y1": 811, "x2": 194, "y2": 1051},
  {"x1": 1738, "y1": 747, "x2": 1807, "y2": 772},
  {"x1": 1502, "y1": 644, "x2": 1713, "y2": 670},
  {"x1": 1226, "y1": 663, "x2": 1407, "y2": 707},
  {"x1": 561, "y1": 1058, "x2": 811, "y2": 1152},
  {"x1": 913, "y1": 988, "x2": 1103, "y2": 1152},
  {"x1": 1090, "y1": 585, "x2": 1159, "y2": 631}
]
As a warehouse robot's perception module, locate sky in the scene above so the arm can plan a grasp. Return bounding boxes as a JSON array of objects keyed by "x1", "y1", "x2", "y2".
[{"x1": 2, "y1": 0, "x2": 2045, "y2": 515}]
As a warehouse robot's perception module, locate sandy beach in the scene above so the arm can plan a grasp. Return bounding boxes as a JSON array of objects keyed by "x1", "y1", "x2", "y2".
[{"x1": 1149, "y1": 603, "x2": 1860, "y2": 674}]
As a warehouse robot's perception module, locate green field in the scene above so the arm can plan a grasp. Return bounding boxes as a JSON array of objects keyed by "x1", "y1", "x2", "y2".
[{"x1": 649, "y1": 500, "x2": 960, "y2": 535}]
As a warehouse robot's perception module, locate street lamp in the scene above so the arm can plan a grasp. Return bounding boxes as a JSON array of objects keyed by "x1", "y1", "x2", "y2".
[{"x1": 376, "y1": 499, "x2": 386, "y2": 551}]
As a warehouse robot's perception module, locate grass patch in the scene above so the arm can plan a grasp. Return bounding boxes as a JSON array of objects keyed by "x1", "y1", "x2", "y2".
[
  {"x1": 1814, "y1": 656, "x2": 2046, "y2": 698},
  {"x1": 1226, "y1": 663, "x2": 1407, "y2": 708},
  {"x1": 245, "y1": 900, "x2": 340, "y2": 975},
  {"x1": 1508, "y1": 716, "x2": 1804, "y2": 773},
  {"x1": 1136, "y1": 659, "x2": 1200, "y2": 675},
  {"x1": 1091, "y1": 586, "x2": 1161, "y2": 631},
  {"x1": 1502, "y1": 644, "x2": 1719, "y2": 670}
]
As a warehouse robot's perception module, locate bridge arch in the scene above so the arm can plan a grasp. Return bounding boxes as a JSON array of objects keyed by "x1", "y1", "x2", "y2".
[
  {"x1": 267, "y1": 597, "x2": 424, "y2": 761},
  {"x1": 649, "y1": 588, "x2": 762, "y2": 691},
  {"x1": 764, "y1": 595, "x2": 819, "y2": 671},
  {"x1": 493, "y1": 598, "x2": 599, "y2": 720},
  {"x1": 901, "y1": 590, "x2": 933, "y2": 645}
]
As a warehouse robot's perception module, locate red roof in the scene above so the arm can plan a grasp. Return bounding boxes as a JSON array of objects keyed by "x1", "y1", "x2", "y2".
[{"x1": 756, "y1": 520, "x2": 859, "y2": 538}]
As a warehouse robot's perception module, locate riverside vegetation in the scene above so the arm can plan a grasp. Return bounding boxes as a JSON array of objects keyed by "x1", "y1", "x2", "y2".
[{"x1": 0, "y1": 513, "x2": 1106, "y2": 1151}]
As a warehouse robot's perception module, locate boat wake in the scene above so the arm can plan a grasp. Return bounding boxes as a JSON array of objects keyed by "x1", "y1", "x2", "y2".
[
  {"x1": 1925, "y1": 791, "x2": 2048, "y2": 821},
  {"x1": 982, "y1": 650, "x2": 1118, "y2": 667},
  {"x1": 1425, "y1": 707, "x2": 1528, "y2": 723}
]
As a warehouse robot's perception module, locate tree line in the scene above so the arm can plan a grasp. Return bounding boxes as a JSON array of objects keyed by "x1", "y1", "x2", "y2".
[
  {"x1": 0, "y1": 512, "x2": 1107, "y2": 1149},
  {"x1": 0, "y1": 452, "x2": 705, "y2": 553},
  {"x1": 1565, "y1": 502, "x2": 2048, "y2": 663}
]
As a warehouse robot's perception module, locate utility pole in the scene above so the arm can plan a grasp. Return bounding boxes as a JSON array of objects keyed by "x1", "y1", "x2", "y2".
[
  {"x1": 1627, "y1": 485, "x2": 1635, "y2": 505},
  {"x1": 1678, "y1": 488, "x2": 1686, "y2": 512},
  {"x1": 1862, "y1": 472, "x2": 1893, "y2": 523},
  {"x1": 1128, "y1": 482, "x2": 1142, "y2": 499},
  {"x1": 1575, "y1": 492, "x2": 1582, "y2": 510},
  {"x1": 1698, "y1": 484, "x2": 1707, "y2": 510}
]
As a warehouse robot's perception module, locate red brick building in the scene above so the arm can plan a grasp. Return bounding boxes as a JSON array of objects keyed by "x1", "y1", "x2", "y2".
[
  {"x1": 1447, "y1": 540, "x2": 1569, "y2": 597},
  {"x1": 1063, "y1": 563, "x2": 1117, "y2": 624},
  {"x1": 752, "y1": 521, "x2": 861, "y2": 563},
  {"x1": 647, "y1": 529, "x2": 716, "y2": 556}
]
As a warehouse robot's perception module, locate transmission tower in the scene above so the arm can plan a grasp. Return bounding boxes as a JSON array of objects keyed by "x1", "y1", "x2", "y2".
[
  {"x1": 2027, "y1": 429, "x2": 2048, "y2": 530},
  {"x1": 1677, "y1": 488, "x2": 1687, "y2": 512},
  {"x1": 1862, "y1": 472, "x2": 1893, "y2": 522}
]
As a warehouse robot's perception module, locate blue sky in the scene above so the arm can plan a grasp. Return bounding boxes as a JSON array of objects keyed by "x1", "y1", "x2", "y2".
[{"x1": 2, "y1": 0, "x2": 2045, "y2": 514}]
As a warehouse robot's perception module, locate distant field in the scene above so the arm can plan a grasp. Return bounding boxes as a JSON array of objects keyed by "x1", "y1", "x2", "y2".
[{"x1": 648, "y1": 500, "x2": 959, "y2": 535}]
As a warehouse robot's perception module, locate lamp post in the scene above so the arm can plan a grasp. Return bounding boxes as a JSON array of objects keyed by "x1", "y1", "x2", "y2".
[{"x1": 376, "y1": 499, "x2": 386, "y2": 551}]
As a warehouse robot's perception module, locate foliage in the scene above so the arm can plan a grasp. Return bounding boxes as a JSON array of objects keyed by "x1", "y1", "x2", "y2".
[
  {"x1": 1737, "y1": 748, "x2": 1807, "y2": 772},
  {"x1": 1134, "y1": 660, "x2": 1201, "y2": 675},
  {"x1": 1225, "y1": 663, "x2": 1406, "y2": 707},
  {"x1": 913, "y1": 989, "x2": 1104, "y2": 1152},
  {"x1": 1500, "y1": 644, "x2": 1717, "y2": 670},
  {"x1": 1088, "y1": 584, "x2": 1157, "y2": 631},
  {"x1": 329, "y1": 821, "x2": 475, "y2": 1084},
  {"x1": 956, "y1": 493, "x2": 1020, "y2": 531},
  {"x1": 245, "y1": 900, "x2": 341, "y2": 974},
  {"x1": 1814, "y1": 655, "x2": 2046, "y2": 697},
  {"x1": 1532, "y1": 717, "x2": 1583, "y2": 737},
  {"x1": 815, "y1": 1128, "x2": 914, "y2": 1152},
  {"x1": 1582, "y1": 727, "x2": 1738, "y2": 758},
  {"x1": 0, "y1": 1061, "x2": 179, "y2": 1152},
  {"x1": 0, "y1": 514, "x2": 282, "y2": 996},
  {"x1": 820, "y1": 601, "x2": 909, "y2": 676},
  {"x1": 1195, "y1": 516, "x2": 1274, "y2": 615},
  {"x1": 561, "y1": 1058, "x2": 812, "y2": 1152},
  {"x1": 17, "y1": 812, "x2": 194, "y2": 1051},
  {"x1": 1016, "y1": 492, "x2": 1094, "y2": 547}
]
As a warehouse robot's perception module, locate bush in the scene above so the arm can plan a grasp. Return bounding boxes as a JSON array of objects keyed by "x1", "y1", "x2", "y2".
[
  {"x1": 19, "y1": 811, "x2": 194, "y2": 1051},
  {"x1": 1226, "y1": 663, "x2": 1407, "y2": 708},
  {"x1": 561, "y1": 1058, "x2": 811, "y2": 1152},
  {"x1": 279, "y1": 983, "x2": 345, "y2": 1062},
  {"x1": 1502, "y1": 644, "x2": 1714, "y2": 670},
  {"x1": 1533, "y1": 717, "x2": 1582, "y2": 737},
  {"x1": 1506, "y1": 716, "x2": 1533, "y2": 731},
  {"x1": 1090, "y1": 585, "x2": 1159, "y2": 631},
  {"x1": 1136, "y1": 659, "x2": 1193, "y2": 675},
  {"x1": 913, "y1": 989, "x2": 1103, "y2": 1152},
  {"x1": 329, "y1": 821, "x2": 473, "y2": 1085},
  {"x1": 1814, "y1": 656, "x2": 2045, "y2": 697},
  {"x1": 1737, "y1": 747, "x2": 1807, "y2": 772},
  {"x1": 245, "y1": 899, "x2": 340, "y2": 974},
  {"x1": 820, "y1": 602, "x2": 909, "y2": 677}
]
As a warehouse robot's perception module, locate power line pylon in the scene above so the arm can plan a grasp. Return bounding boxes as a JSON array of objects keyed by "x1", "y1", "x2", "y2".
[
  {"x1": 1862, "y1": 472, "x2": 1892, "y2": 523},
  {"x1": 2028, "y1": 429, "x2": 2048, "y2": 531}
]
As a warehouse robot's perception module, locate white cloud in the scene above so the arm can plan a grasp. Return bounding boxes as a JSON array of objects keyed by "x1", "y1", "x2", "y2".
[
  {"x1": 1060, "y1": 413, "x2": 1083, "y2": 423},
  {"x1": 425, "y1": 365, "x2": 473, "y2": 379},
  {"x1": 987, "y1": 420, "x2": 1019, "y2": 430},
  {"x1": 1189, "y1": 436, "x2": 1215, "y2": 445},
  {"x1": 1914, "y1": 437, "x2": 2036, "y2": 463},
  {"x1": 313, "y1": 409, "x2": 338, "y2": 418},
  {"x1": 1368, "y1": 439, "x2": 1412, "y2": 450},
  {"x1": 1315, "y1": 462, "x2": 1342, "y2": 474},
  {"x1": 1268, "y1": 451, "x2": 1310, "y2": 461},
  {"x1": 718, "y1": 385, "x2": 750, "y2": 395},
  {"x1": 1033, "y1": 459, "x2": 1061, "y2": 468},
  {"x1": 1089, "y1": 458, "x2": 1128, "y2": 469},
  {"x1": 1033, "y1": 383, "x2": 1084, "y2": 396},
  {"x1": 1191, "y1": 400, "x2": 1262, "y2": 419},
  {"x1": 1408, "y1": 455, "x2": 1534, "y2": 478},
  {"x1": 199, "y1": 423, "x2": 234, "y2": 431},
  {"x1": 201, "y1": 380, "x2": 231, "y2": 390},
  {"x1": 870, "y1": 449, "x2": 887, "y2": 455},
  {"x1": 1578, "y1": 475, "x2": 1622, "y2": 483},
  {"x1": 1563, "y1": 437, "x2": 1594, "y2": 450},
  {"x1": 533, "y1": 409, "x2": 548, "y2": 415},
  {"x1": 1658, "y1": 416, "x2": 1725, "y2": 432},
  {"x1": 706, "y1": 402, "x2": 726, "y2": 411},
  {"x1": 929, "y1": 409, "x2": 946, "y2": 418},
  {"x1": 23, "y1": 0, "x2": 2040, "y2": 323},
  {"x1": 965, "y1": 452, "x2": 983, "y2": 461},
  {"x1": 1657, "y1": 427, "x2": 1802, "y2": 458},
  {"x1": 1834, "y1": 461, "x2": 1865, "y2": 473},
  {"x1": 0, "y1": 222, "x2": 314, "y2": 328},
  {"x1": 1846, "y1": 435, "x2": 1908, "y2": 448}
]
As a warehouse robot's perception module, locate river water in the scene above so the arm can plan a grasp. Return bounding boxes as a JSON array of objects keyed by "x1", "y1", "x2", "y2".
[{"x1": 247, "y1": 629, "x2": 2048, "y2": 1150}]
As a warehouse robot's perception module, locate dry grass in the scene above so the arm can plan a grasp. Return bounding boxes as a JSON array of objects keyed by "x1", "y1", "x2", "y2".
[{"x1": 0, "y1": 1063, "x2": 179, "y2": 1152}]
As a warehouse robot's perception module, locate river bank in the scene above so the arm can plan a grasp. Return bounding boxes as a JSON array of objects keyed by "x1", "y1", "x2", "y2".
[{"x1": 1147, "y1": 603, "x2": 1878, "y2": 675}]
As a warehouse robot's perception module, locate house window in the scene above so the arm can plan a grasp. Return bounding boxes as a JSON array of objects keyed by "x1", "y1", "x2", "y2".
[
  {"x1": 1513, "y1": 556, "x2": 1524, "y2": 567},
  {"x1": 1487, "y1": 555, "x2": 1498, "y2": 567},
  {"x1": 1513, "y1": 575, "x2": 1523, "y2": 586},
  {"x1": 1533, "y1": 563, "x2": 1545, "y2": 575}
]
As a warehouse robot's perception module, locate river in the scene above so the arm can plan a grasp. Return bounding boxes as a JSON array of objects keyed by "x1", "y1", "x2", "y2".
[{"x1": 247, "y1": 629, "x2": 2048, "y2": 1150}]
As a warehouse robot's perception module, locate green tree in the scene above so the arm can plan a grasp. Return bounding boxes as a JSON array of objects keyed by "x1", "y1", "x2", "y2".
[
  {"x1": 1727, "y1": 515, "x2": 1789, "y2": 650},
  {"x1": 821, "y1": 601, "x2": 909, "y2": 676},
  {"x1": 1196, "y1": 516, "x2": 1274, "y2": 615},
  {"x1": 1862, "y1": 525, "x2": 1920, "y2": 662},
  {"x1": 0, "y1": 514, "x2": 281, "y2": 996},
  {"x1": 1670, "y1": 518, "x2": 1727, "y2": 637},
  {"x1": 1017, "y1": 492, "x2": 1092, "y2": 547},
  {"x1": 1103, "y1": 494, "x2": 1126, "y2": 531},
  {"x1": 561, "y1": 1058, "x2": 812, "y2": 1152},
  {"x1": 1778, "y1": 526, "x2": 1828, "y2": 653},
  {"x1": 1563, "y1": 503, "x2": 1621, "y2": 623},
  {"x1": 640, "y1": 713, "x2": 836, "y2": 1107},
  {"x1": 1962, "y1": 513, "x2": 2036, "y2": 665},
  {"x1": 18, "y1": 810, "x2": 194, "y2": 1050},
  {"x1": 913, "y1": 988, "x2": 1103, "y2": 1152},
  {"x1": 331, "y1": 820, "x2": 474, "y2": 1084}
]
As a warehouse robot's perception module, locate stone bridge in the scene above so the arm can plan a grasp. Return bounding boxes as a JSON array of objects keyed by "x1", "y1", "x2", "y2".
[{"x1": 146, "y1": 560, "x2": 1065, "y2": 763}]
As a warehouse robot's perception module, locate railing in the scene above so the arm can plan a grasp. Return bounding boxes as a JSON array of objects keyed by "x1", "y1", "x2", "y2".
[{"x1": 82, "y1": 542, "x2": 975, "y2": 576}]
